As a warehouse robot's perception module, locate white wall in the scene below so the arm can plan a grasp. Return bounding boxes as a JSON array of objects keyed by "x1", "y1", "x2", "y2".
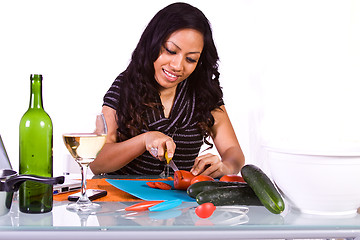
[{"x1": 0, "y1": 0, "x2": 359, "y2": 176}]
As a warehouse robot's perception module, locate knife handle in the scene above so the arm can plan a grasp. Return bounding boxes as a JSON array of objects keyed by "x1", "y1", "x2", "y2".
[
  {"x1": 165, "y1": 150, "x2": 172, "y2": 164},
  {"x1": 125, "y1": 200, "x2": 164, "y2": 211}
]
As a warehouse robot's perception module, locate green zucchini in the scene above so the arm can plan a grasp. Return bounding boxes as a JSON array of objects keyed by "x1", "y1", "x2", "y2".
[
  {"x1": 241, "y1": 164, "x2": 285, "y2": 214},
  {"x1": 187, "y1": 180, "x2": 247, "y2": 199},
  {"x1": 196, "y1": 185, "x2": 263, "y2": 206}
]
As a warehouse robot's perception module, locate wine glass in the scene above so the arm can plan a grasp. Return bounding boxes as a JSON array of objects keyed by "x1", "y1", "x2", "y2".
[
  {"x1": 159, "y1": 151, "x2": 171, "y2": 178},
  {"x1": 159, "y1": 163, "x2": 169, "y2": 178},
  {"x1": 62, "y1": 113, "x2": 107, "y2": 212}
]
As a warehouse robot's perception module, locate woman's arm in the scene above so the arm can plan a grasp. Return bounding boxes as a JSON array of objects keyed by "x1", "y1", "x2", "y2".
[
  {"x1": 90, "y1": 106, "x2": 146, "y2": 174},
  {"x1": 90, "y1": 106, "x2": 175, "y2": 175},
  {"x1": 190, "y1": 105, "x2": 245, "y2": 178}
]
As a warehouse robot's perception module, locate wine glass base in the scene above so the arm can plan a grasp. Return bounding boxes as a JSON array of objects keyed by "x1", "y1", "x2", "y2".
[
  {"x1": 159, "y1": 164, "x2": 170, "y2": 178},
  {"x1": 66, "y1": 202, "x2": 101, "y2": 212}
]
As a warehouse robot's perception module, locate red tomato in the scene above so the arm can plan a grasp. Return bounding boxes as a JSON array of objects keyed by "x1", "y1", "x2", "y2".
[
  {"x1": 146, "y1": 182, "x2": 157, "y2": 188},
  {"x1": 190, "y1": 175, "x2": 215, "y2": 185},
  {"x1": 219, "y1": 175, "x2": 245, "y2": 183},
  {"x1": 195, "y1": 202, "x2": 216, "y2": 218},
  {"x1": 174, "y1": 170, "x2": 195, "y2": 190},
  {"x1": 154, "y1": 182, "x2": 172, "y2": 190}
]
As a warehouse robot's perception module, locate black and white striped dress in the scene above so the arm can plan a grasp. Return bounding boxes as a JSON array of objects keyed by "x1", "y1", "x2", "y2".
[{"x1": 103, "y1": 78, "x2": 221, "y2": 175}]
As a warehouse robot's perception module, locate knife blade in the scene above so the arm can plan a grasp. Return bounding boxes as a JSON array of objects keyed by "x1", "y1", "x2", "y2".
[
  {"x1": 148, "y1": 199, "x2": 182, "y2": 211},
  {"x1": 168, "y1": 159, "x2": 179, "y2": 172},
  {"x1": 165, "y1": 150, "x2": 179, "y2": 172}
]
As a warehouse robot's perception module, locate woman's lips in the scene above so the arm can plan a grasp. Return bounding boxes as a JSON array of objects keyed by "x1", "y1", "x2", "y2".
[{"x1": 163, "y1": 69, "x2": 180, "y2": 81}]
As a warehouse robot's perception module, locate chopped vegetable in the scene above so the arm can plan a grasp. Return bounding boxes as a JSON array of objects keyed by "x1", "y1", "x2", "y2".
[
  {"x1": 190, "y1": 175, "x2": 215, "y2": 185},
  {"x1": 154, "y1": 182, "x2": 172, "y2": 190},
  {"x1": 219, "y1": 175, "x2": 245, "y2": 183},
  {"x1": 174, "y1": 170, "x2": 195, "y2": 190}
]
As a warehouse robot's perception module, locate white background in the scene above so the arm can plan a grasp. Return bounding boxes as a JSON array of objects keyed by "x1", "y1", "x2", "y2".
[{"x1": 0, "y1": 0, "x2": 359, "y2": 176}]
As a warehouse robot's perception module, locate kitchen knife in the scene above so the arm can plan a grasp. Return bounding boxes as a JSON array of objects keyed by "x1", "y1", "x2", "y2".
[
  {"x1": 168, "y1": 159, "x2": 179, "y2": 172},
  {"x1": 148, "y1": 199, "x2": 182, "y2": 212},
  {"x1": 165, "y1": 150, "x2": 179, "y2": 172},
  {"x1": 87, "y1": 200, "x2": 165, "y2": 215}
]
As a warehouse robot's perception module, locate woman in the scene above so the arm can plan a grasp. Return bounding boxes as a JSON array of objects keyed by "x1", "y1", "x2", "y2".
[{"x1": 90, "y1": 2, "x2": 245, "y2": 178}]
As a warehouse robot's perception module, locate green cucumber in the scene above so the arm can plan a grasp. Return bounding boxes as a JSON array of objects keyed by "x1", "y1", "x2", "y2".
[
  {"x1": 196, "y1": 185, "x2": 263, "y2": 206},
  {"x1": 241, "y1": 164, "x2": 285, "y2": 214},
  {"x1": 187, "y1": 180, "x2": 247, "y2": 199}
]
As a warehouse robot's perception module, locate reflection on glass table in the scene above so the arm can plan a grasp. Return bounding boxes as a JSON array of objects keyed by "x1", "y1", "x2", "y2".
[
  {"x1": 1, "y1": 199, "x2": 360, "y2": 229},
  {"x1": 1, "y1": 175, "x2": 360, "y2": 239}
]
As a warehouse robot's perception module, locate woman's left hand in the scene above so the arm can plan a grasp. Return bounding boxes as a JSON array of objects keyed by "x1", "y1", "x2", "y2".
[{"x1": 190, "y1": 153, "x2": 233, "y2": 178}]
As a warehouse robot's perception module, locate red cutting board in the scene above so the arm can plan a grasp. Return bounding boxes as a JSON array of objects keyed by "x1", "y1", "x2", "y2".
[{"x1": 106, "y1": 179, "x2": 195, "y2": 202}]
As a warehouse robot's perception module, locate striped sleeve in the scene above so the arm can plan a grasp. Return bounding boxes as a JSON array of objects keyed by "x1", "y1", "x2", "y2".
[{"x1": 103, "y1": 77, "x2": 122, "y2": 110}]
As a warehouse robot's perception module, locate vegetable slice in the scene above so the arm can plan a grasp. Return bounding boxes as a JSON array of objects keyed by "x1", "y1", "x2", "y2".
[
  {"x1": 154, "y1": 182, "x2": 172, "y2": 190},
  {"x1": 146, "y1": 182, "x2": 157, "y2": 188}
]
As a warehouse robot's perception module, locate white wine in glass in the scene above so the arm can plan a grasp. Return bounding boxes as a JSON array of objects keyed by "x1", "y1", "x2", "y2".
[{"x1": 63, "y1": 113, "x2": 107, "y2": 212}]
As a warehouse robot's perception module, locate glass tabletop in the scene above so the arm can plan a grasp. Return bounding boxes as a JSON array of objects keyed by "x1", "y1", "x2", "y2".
[{"x1": 0, "y1": 175, "x2": 360, "y2": 239}]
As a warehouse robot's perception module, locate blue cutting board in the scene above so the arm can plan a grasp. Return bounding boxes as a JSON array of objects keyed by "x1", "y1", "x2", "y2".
[{"x1": 106, "y1": 179, "x2": 195, "y2": 202}]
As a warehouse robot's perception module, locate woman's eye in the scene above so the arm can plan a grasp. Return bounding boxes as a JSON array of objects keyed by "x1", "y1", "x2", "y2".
[
  {"x1": 165, "y1": 47, "x2": 176, "y2": 55},
  {"x1": 186, "y1": 57, "x2": 197, "y2": 63}
]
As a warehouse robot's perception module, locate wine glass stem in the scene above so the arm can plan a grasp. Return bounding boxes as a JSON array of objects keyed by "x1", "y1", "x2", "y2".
[{"x1": 79, "y1": 162, "x2": 90, "y2": 202}]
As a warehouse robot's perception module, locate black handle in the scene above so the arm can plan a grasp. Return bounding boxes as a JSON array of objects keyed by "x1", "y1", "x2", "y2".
[{"x1": 1, "y1": 175, "x2": 65, "y2": 192}]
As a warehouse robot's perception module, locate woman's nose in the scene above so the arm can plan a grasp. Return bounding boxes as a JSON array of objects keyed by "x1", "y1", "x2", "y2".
[{"x1": 170, "y1": 55, "x2": 183, "y2": 71}]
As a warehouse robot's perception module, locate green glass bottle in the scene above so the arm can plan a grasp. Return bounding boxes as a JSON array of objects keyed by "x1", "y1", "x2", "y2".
[{"x1": 19, "y1": 74, "x2": 53, "y2": 213}]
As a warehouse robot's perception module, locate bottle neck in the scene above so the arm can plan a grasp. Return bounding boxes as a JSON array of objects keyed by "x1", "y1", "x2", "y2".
[{"x1": 29, "y1": 74, "x2": 44, "y2": 109}]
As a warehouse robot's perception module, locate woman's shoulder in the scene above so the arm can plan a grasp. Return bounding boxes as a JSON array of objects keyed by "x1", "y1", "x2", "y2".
[
  {"x1": 103, "y1": 74, "x2": 125, "y2": 110},
  {"x1": 111, "y1": 74, "x2": 126, "y2": 88}
]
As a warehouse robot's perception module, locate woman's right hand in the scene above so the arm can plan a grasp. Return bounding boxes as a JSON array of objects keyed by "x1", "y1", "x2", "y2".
[{"x1": 144, "y1": 131, "x2": 176, "y2": 161}]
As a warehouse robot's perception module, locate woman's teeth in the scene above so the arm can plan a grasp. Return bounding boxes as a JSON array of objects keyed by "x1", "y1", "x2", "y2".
[{"x1": 164, "y1": 69, "x2": 177, "y2": 78}]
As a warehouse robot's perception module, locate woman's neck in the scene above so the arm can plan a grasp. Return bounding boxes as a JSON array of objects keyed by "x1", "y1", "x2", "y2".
[{"x1": 159, "y1": 86, "x2": 177, "y2": 118}]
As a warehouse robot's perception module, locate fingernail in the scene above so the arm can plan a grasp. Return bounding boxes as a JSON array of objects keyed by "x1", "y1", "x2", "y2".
[{"x1": 192, "y1": 170, "x2": 198, "y2": 175}]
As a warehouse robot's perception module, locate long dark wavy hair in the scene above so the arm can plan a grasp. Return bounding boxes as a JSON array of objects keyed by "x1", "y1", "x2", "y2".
[{"x1": 115, "y1": 2, "x2": 223, "y2": 146}]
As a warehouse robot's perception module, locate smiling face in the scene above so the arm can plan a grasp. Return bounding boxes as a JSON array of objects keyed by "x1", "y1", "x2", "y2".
[{"x1": 153, "y1": 28, "x2": 204, "y2": 92}]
